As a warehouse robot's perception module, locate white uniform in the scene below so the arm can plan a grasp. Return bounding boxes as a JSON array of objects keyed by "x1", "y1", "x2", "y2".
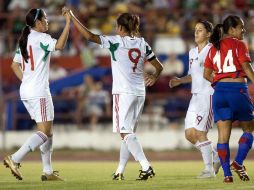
[
  {"x1": 185, "y1": 44, "x2": 214, "y2": 131},
  {"x1": 13, "y1": 29, "x2": 57, "y2": 122},
  {"x1": 99, "y1": 35, "x2": 155, "y2": 133}
]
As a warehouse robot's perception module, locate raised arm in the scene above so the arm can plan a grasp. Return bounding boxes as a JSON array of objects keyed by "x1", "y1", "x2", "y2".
[
  {"x1": 144, "y1": 58, "x2": 163, "y2": 87},
  {"x1": 68, "y1": 10, "x2": 101, "y2": 44},
  {"x1": 55, "y1": 7, "x2": 71, "y2": 50}
]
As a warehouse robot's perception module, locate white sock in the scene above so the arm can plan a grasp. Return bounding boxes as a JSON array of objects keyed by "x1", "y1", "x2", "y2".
[
  {"x1": 212, "y1": 148, "x2": 220, "y2": 163},
  {"x1": 124, "y1": 134, "x2": 150, "y2": 171},
  {"x1": 115, "y1": 140, "x2": 130, "y2": 174},
  {"x1": 12, "y1": 131, "x2": 48, "y2": 163},
  {"x1": 196, "y1": 140, "x2": 213, "y2": 171},
  {"x1": 40, "y1": 135, "x2": 53, "y2": 174},
  {"x1": 194, "y1": 141, "x2": 200, "y2": 150}
]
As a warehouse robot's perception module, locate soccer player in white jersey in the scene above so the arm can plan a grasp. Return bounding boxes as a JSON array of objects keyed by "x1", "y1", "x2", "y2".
[
  {"x1": 3, "y1": 8, "x2": 71, "y2": 181},
  {"x1": 169, "y1": 20, "x2": 221, "y2": 178},
  {"x1": 66, "y1": 9, "x2": 163, "y2": 180}
]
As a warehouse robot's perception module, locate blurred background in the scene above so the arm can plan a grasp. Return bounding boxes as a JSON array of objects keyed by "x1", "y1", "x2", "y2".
[{"x1": 1, "y1": 0, "x2": 254, "y2": 152}]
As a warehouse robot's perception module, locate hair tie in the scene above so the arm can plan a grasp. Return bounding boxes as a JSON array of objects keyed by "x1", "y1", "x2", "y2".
[{"x1": 34, "y1": 9, "x2": 40, "y2": 22}]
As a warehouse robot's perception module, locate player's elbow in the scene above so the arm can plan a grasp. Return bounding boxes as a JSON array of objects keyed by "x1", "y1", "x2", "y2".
[
  {"x1": 203, "y1": 72, "x2": 211, "y2": 82},
  {"x1": 55, "y1": 43, "x2": 64, "y2": 50}
]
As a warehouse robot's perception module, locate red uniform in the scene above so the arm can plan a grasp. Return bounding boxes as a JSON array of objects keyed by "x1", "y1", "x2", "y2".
[{"x1": 204, "y1": 37, "x2": 251, "y2": 83}]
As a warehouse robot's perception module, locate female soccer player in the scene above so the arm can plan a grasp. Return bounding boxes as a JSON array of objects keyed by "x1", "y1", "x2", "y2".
[
  {"x1": 169, "y1": 20, "x2": 221, "y2": 179},
  {"x1": 67, "y1": 9, "x2": 163, "y2": 180},
  {"x1": 3, "y1": 8, "x2": 71, "y2": 181},
  {"x1": 204, "y1": 15, "x2": 254, "y2": 183}
]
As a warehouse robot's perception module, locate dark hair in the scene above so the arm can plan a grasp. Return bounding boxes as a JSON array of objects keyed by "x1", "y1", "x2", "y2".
[
  {"x1": 116, "y1": 13, "x2": 140, "y2": 36},
  {"x1": 19, "y1": 8, "x2": 43, "y2": 62},
  {"x1": 197, "y1": 20, "x2": 213, "y2": 33},
  {"x1": 210, "y1": 15, "x2": 242, "y2": 50}
]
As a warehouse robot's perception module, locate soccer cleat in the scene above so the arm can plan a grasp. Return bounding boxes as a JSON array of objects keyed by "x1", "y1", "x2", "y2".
[
  {"x1": 136, "y1": 166, "x2": 155, "y2": 180},
  {"x1": 3, "y1": 155, "x2": 23, "y2": 180},
  {"x1": 230, "y1": 161, "x2": 249, "y2": 181},
  {"x1": 223, "y1": 176, "x2": 233, "y2": 183},
  {"x1": 41, "y1": 171, "x2": 64, "y2": 181},
  {"x1": 213, "y1": 161, "x2": 221, "y2": 174},
  {"x1": 112, "y1": 173, "x2": 124, "y2": 180},
  {"x1": 196, "y1": 169, "x2": 216, "y2": 179}
]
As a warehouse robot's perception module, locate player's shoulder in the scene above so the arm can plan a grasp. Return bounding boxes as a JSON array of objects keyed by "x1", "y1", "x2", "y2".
[
  {"x1": 223, "y1": 37, "x2": 247, "y2": 49},
  {"x1": 223, "y1": 37, "x2": 242, "y2": 45},
  {"x1": 101, "y1": 35, "x2": 121, "y2": 41}
]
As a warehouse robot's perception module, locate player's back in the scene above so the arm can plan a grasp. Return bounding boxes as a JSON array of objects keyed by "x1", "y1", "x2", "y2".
[
  {"x1": 205, "y1": 37, "x2": 251, "y2": 82},
  {"x1": 100, "y1": 35, "x2": 155, "y2": 96},
  {"x1": 18, "y1": 30, "x2": 56, "y2": 99}
]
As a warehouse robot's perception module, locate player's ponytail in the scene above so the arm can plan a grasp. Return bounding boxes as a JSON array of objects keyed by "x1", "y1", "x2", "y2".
[
  {"x1": 18, "y1": 8, "x2": 43, "y2": 62},
  {"x1": 210, "y1": 15, "x2": 242, "y2": 50},
  {"x1": 117, "y1": 13, "x2": 140, "y2": 37},
  {"x1": 210, "y1": 24, "x2": 223, "y2": 50},
  {"x1": 19, "y1": 25, "x2": 30, "y2": 62},
  {"x1": 128, "y1": 15, "x2": 140, "y2": 36}
]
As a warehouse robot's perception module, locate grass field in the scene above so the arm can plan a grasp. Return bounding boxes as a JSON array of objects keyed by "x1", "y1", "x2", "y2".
[{"x1": 1, "y1": 161, "x2": 254, "y2": 190}]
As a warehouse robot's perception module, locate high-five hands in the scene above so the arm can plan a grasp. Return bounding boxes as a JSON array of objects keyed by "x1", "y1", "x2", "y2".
[{"x1": 62, "y1": 7, "x2": 71, "y2": 23}]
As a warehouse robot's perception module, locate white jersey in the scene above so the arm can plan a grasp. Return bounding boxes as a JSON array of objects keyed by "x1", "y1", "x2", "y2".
[
  {"x1": 188, "y1": 43, "x2": 214, "y2": 95},
  {"x1": 13, "y1": 29, "x2": 57, "y2": 100},
  {"x1": 99, "y1": 35, "x2": 155, "y2": 96}
]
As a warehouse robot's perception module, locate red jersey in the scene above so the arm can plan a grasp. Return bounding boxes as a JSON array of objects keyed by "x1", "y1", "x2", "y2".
[{"x1": 204, "y1": 37, "x2": 251, "y2": 82}]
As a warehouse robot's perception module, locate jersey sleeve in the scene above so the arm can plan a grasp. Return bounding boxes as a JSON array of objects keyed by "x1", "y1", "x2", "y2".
[
  {"x1": 13, "y1": 47, "x2": 22, "y2": 64},
  {"x1": 42, "y1": 34, "x2": 57, "y2": 51},
  {"x1": 238, "y1": 41, "x2": 251, "y2": 64},
  {"x1": 144, "y1": 41, "x2": 155, "y2": 61},
  {"x1": 204, "y1": 49, "x2": 214, "y2": 70},
  {"x1": 99, "y1": 35, "x2": 119, "y2": 49}
]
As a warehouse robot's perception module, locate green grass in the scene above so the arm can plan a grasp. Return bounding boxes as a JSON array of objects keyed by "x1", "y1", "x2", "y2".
[{"x1": 1, "y1": 161, "x2": 254, "y2": 190}]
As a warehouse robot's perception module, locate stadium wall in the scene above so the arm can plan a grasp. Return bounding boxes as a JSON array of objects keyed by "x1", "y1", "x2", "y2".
[{"x1": 1, "y1": 127, "x2": 244, "y2": 150}]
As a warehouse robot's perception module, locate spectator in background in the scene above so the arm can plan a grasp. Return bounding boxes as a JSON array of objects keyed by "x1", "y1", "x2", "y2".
[
  {"x1": 75, "y1": 75, "x2": 111, "y2": 129},
  {"x1": 161, "y1": 53, "x2": 184, "y2": 77},
  {"x1": 49, "y1": 62, "x2": 67, "y2": 81}
]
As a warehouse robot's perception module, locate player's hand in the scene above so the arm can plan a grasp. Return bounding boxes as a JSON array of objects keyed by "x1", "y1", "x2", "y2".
[
  {"x1": 62, "y1": 7, "x2": 71, "y2": 23},
  {"x1": 62, "y1": 6, "x2": 70, "y2": 15},
  {"x1": 169, "y1": 77, "x2": 181, "y2": 88},
  {"x1": 144, "y1": 73, "x2": 157, "y2": 87}
]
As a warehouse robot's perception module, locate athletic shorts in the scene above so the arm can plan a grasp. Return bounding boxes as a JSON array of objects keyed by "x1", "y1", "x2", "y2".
[
  {"x1": 185, "y1": 93, "x2": 213, "y2": 132},
  {"x1": 22, "y1": 96, "x2": 54, "y2": 123},
  {"x1": 112, "y1": 94, "x2": 145, "y2": 133},
  {"x1": 213, "y1": 82, "x2": 254, "y2": 122}
]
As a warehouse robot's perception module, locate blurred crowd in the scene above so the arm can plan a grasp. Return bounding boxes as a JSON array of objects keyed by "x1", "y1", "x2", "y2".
[
  {"x1": 1, "y1": 0, "x2": 254, "y2": 56},
  {"x1": 2, "y1": 0, "x2": 254, "y2": 130}
]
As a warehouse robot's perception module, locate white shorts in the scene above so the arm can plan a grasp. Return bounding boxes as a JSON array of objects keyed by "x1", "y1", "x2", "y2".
[
  {"x1": 22, "y1": 96, "x2": 54, "y2": 123},
  {"x1": 185, "y1": 93, "x2": 213, "y2": 132},
  {"x1": 112, "y1": 94, "x2": 145, "y2": 133}
]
